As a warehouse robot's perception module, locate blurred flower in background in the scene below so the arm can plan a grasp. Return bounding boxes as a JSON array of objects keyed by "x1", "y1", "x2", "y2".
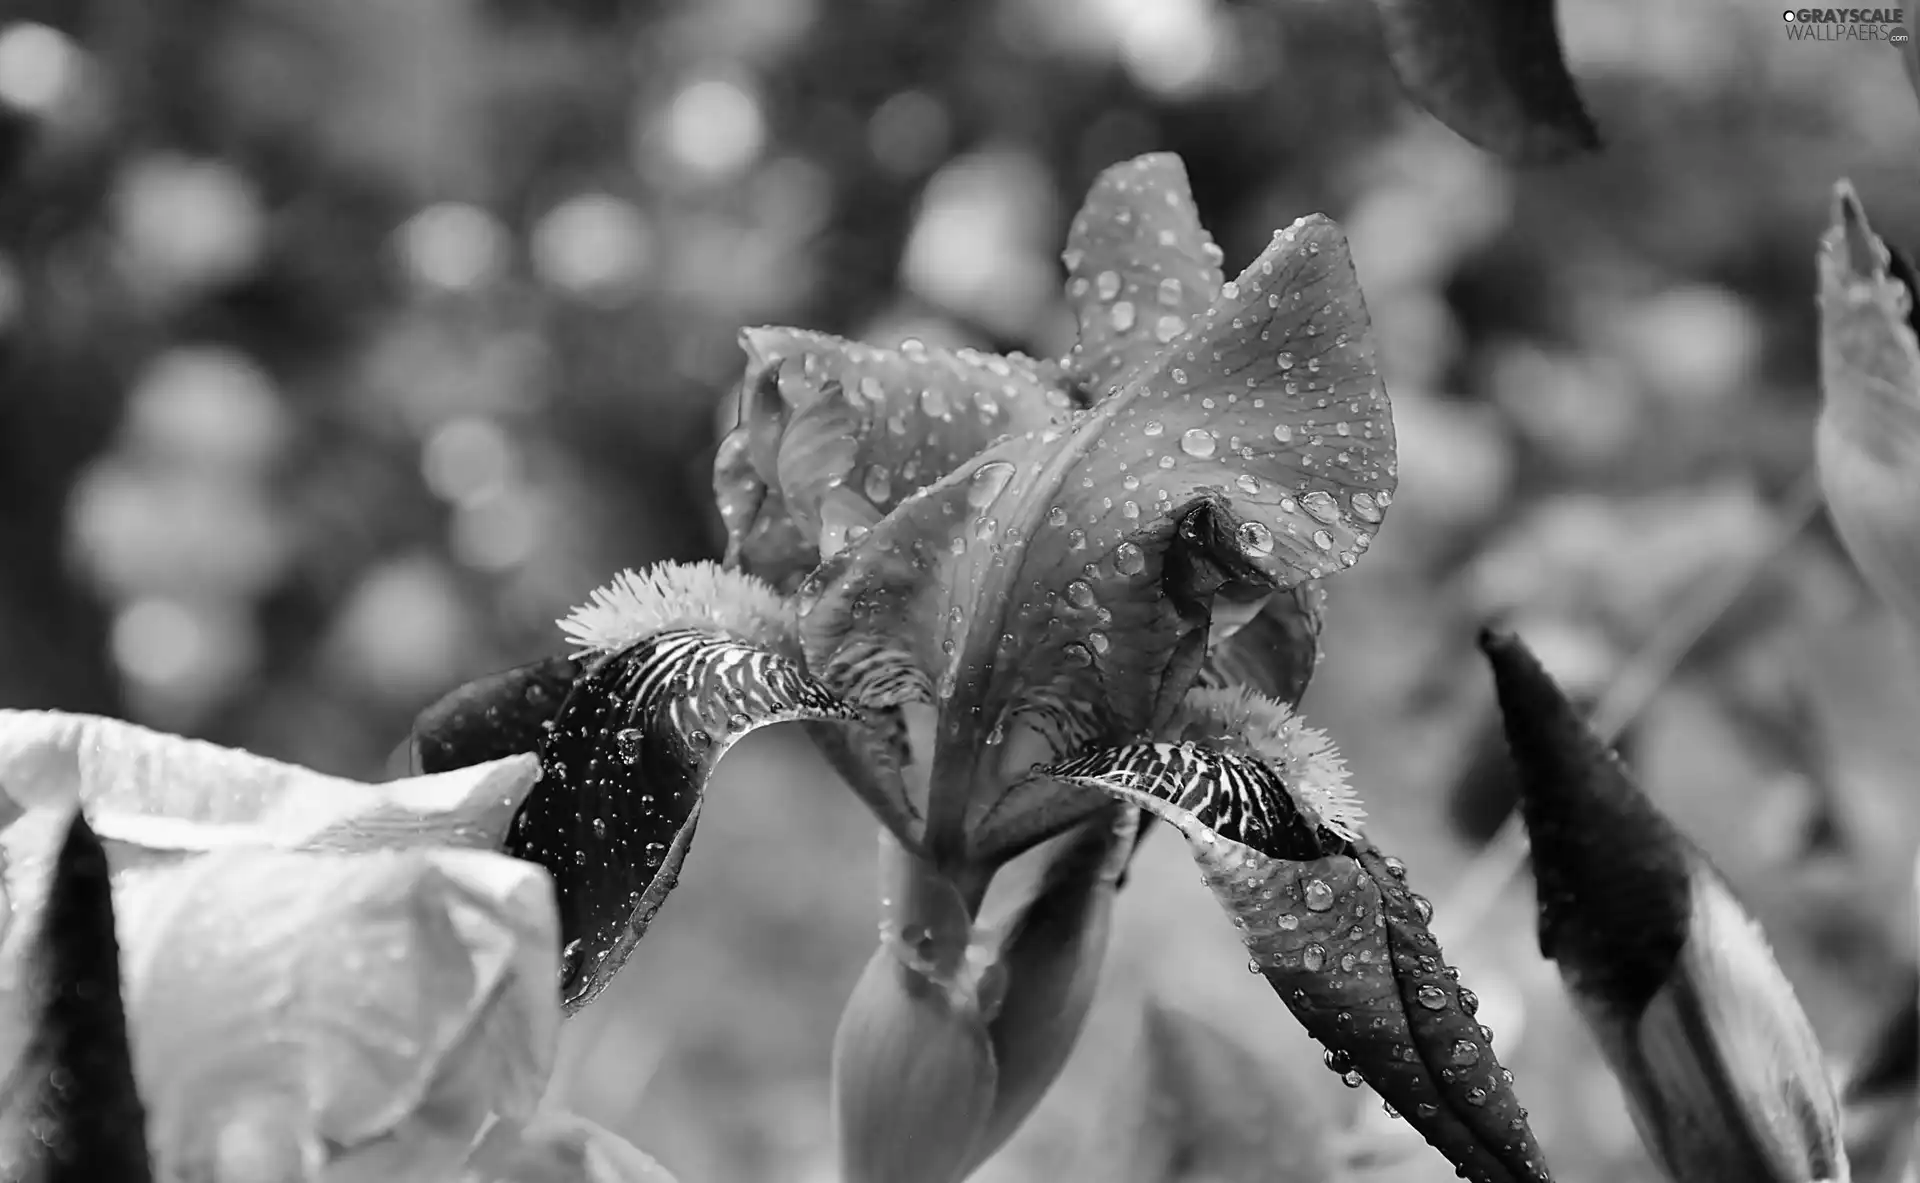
[{"x1": 3, "y1": 1, "x2": 1920, "y2": 1181}]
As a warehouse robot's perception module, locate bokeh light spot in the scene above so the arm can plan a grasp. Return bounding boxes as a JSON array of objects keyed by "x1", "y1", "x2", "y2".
[
  {"x1": 0, "y1": 22, "x2": 80, "y2": 114},
  {"x1": 531, "y1": 193, "x2": 654, "y2": 301},
  {"x1": 397, "y1": 202, "x2": 509, "y2": 293},
  {"x1": 660, "y1": 78, "x2": 766, "y2": 182}
]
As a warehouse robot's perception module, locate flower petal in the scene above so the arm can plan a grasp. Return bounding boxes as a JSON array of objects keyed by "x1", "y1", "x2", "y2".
[
  {"x1": 1040, "y1": 693, "x2": 1551, "y2": 1183},
  {"x1": 1197, "y1": 581, "x2": 1328, "y2": 708},
  {"x1": 406, "y1": 655, "x2": 587, "y2": 775},
  {"x1": 104, "y1": 845, "x2": 559, "y2": 1181},
  {"x1": 1370, "y1": 0, "x2": 1599, "y2": 163},
  {"x1": 1063, "y1": 153, "x2": 1225, "y2": 398},
  {"x1": 0, "y1": 810, "x2": 151, "y2": 1183},
  {"x1": 1481, "y1": 628, "x2": 1849, "y2": 1183},
  {"x1": 519, "y1": 562, "x2": 906, "y2": 1011},
  {"x1": 801, "y1": 215, "x2": 1395, "y2": 861},
  {"x1": 714, "y1": 327, "x2": 1081, "y2": 582}
]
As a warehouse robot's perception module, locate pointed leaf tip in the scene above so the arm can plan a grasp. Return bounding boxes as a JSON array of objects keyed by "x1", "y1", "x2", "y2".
[
  {"x1": 4, "y1": 811, "x2": 154, "y2": 1183},
  {"x1": 1477, "y1": 626, "x2": 1691, "y2": 1014}
]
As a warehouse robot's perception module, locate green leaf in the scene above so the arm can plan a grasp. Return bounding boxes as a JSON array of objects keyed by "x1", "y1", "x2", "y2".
[
  {"x1": 1041, "y1": 689, "x2": 1551, "y2": 1183},
  {"x1": 517, "y1": 563, "x2": 908, "y2": 1011},
  {"x1": 714, "y1": 327, "x2": 1081, "y2": 582},
  {"x1": 800, "y1": 214, "x2": 1395, "y2": 864},
  {"x1": 1070, "y1": 998, "x2": 1339, "y2": 1183},
  {"x1": 1063, "y1": 153, "x2": 1225, "y2": 398},
  {"x1": 1371, "y1": 0, "x2": 1599, "y2": 163},
  {"x1": 0, "y1": 810, "x2": 152, "y2": 1183},
  {"x1": 1815, "y1": 181, "x2": 1920, "y2": 638}
]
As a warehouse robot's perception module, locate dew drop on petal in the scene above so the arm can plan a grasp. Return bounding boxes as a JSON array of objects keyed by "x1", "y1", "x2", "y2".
[
  {"x1": 1411, "y1": 894, "x2": 1434, "y2": 923},
  {"x1": 1275, "y1": 913, "x2": 1299, "y2": 931},
  {"x1": 1063, "y1": 641, "x2": 1094, "y2": 666},
  {"x1": 1095, "y1": 270, "x2": 1121, "y2": 300},
  {"x1": 1235, "y1": 473, "x2": 1260, "y2": 495},
  {"x1": 1179, "y1": 428, "x2": 1216, "y2": 458},
  {"x1": 1416, "y1": 984, "x2": 1450, "y2": 1010},
  {"x1": 858, "y1": 376, "x2": 885, "y2": 403},
  {"x1": 1302, "y1": 491, "x2": 1340, "y2": 523},
  {"x1": 1047, "y1": 504, "x2": 1068, "y2": 527},
  {"x1": 1277, "y1": 351, "x2": 1295, "y2": 371},
  {"x1": 1087, "y1": 630, "x2": 1110, "y2": 654},
  {"x1": 1301, "y1": 944, "x2": 1326, "y2": 971},
  {"x1": 1238, "y1": 521, "x2": 1275, "y2": 556},
  {"x1": 615, "y1": 727, "x2": 643, "y2": 764},
  {"x1": 1272, "y1": 424, "x2": 1293, "y2": 443},
  {"x1": 1113, "y1": 542, "x2": 1147, "y2": 576},
  {"x1": 1110, "y1": 301, "x2": 1137, "y2": 332},
  {"x1": 1156, "y1": 276, "x2": 1183, "y2": 306},
  {"x1": 863, "y1": 465, "x2": 892, "y2": 504},
  {"x1": 921, "y1": 387, "x2": 949, "y2": 418},
  {"x1": 1352, "y1": 492, "x2": 1382, "y2": 523},
  {"x1": 1065, "y1": 579, "x2": 1097, "y2": 609},
  {"x1": 1459, "y1": 987, "x2": 1480, "y2": 1014},
  {"x1": 967, "y1": 460, "x2": 1016, "y2": 508},
  {"x1": 1312, "y1": 529, "x2": 1334, "y2": 551},
  {"x1": 1341, "y1": 1070, "x2": 1365, "y2": 1089},
  {"x1": 1303, "y1": 879, "x2": 1334, "y2": 911},
  {"x1": 1143, "y1": 420, "x2": 1164, "y2": 437},
  {"x1": 1449, "y1": 1040, "x2": 1481, "y2": 1066},
  {"x1": 1154, "y1": 314, "x2": 1186, "y2": 343}
]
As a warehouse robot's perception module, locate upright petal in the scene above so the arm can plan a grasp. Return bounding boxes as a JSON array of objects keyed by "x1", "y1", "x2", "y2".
[
  {"x1": 714, "y1": 327, "x2": 1080, "y2": 581},
  {"x1": 1063, "y1": 153, "x2": 1225, "y2": 397},
  {"x1": 1041, "y1": 688, "x2": 1550, "y2": 1183},
  {"x1": 802, "y1": 215, "x2": 1395, "y2": 862},
  {"x1": 0, "y1": 811, "x2": 151, "y2": 1183},
  {"x1": 515, "y1": 562, "x2": 909, "y2": 1010},
  {"x1": 1481, "y1": 628, "x2": 1849, "y2": 1183},
  {"x1": 1198, "y1": 581, "x2": 1329, "y2": 708}
]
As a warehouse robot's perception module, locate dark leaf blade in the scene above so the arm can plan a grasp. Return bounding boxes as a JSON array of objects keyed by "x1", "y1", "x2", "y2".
[
  {"x1": 512, "y1": 564, "x2": 906, "y2": 1012},
  {"x1": 801, "y1": 215, "x2": 1396, "y2": 861},
  {"x1": 1476, "y1": 628, "x2": 1691, "y2": 1016},
  {"x1": 1042, "y1": 693, "x2": 1551, "y2": 1183},
  {"x1": 1, "y1": 810, "x2": 153, "y2": 1183},
  {"x1": 405, "y1": 657, "x2": 586, "y2": 776},
  {"x1": 1063, "y1": 153, "x2": 1225, "y2": 398},
  {"x1": 1371, "y1": 0, "x2": 1599, "y2": 163}
]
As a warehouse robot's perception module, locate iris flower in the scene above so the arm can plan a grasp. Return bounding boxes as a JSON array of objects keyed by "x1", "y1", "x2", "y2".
[{"x1": 407, "y1": 154, "x2": 1552, "y2": 1183}]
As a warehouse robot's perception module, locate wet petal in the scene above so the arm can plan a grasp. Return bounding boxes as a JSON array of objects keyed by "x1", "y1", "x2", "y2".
[
  {"x1": 1041, "y1": 690, "x2": 1551, "y2": 1183},
  {"x1": 1063, "y1": 153, "x2": 1224, "y2": 398},
  {"x1": 1815, "y1": 181, "x2": 1920, "y2": 639},
  {"x1": 801, "y1": 214, "x2": 1395, "y2": 861},
  {"x1": 0, "y1": 811, "x2": 151, "y2": 1183},
  {"x1": 714, "y1": 327, "x2": 1080, "y2": 581},
  {"x1": 1481, "y1": 628, "x2": 1848, "y2": 1183},
  {"x1": 963, "y1": 806, "x2": 1138, "y2": 1173},
  {"x1": 1843, "y1": 964, "x2": 1916, "y2": 1105},
  {"x1": 517, "y1": 562, "x2": 907, "y2": 1011},
  {"x1": 102, "y1": 845, "x2": 559, "y2": 1182},
  {"x1": 1371, "y1": 0, "x2": 1599, "y2": 163},
  {"x1": 405, "y1": 655, "x2": 586, "y2": 775}
]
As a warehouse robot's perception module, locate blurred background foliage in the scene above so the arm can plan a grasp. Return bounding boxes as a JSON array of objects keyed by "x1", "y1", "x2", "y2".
[{"x1": 2, "y1": 0, "x2": 1919, "y2": 1180}]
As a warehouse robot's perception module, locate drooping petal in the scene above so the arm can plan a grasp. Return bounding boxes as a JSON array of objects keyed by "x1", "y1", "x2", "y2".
[
  {"x1": 1197, "y1": 581, "x2": 1328, "y2": 708},
  {"x1": 801, "y1": 215, "x2": 1395, "y2": 862},
  {"x1": 84, "y1": 845, "x2": 559, "y2": 1182},
  {"x1": 1480, "y1": 628, "x2": 1849, "y2": 1183},
  {"x1": 405, "y1": 655, "x2": 587, "y2": 775},
  {"x1": 0, "y1": 811, "x2": 151, "y2": 1183},
  {"x1": 714, "y1": 327, "x2": 1081, "y2": 580},
  {"x1": 962, "y1": 806, "x2": 1138, "y2": 1174},
  {"x1": 1370, "y1": 0, "x2": 1600, "y2": 163},
  {"x1": 1815, "y1": 181, "x2": 1920, "y2": 639},
  {"x1": 1063, "y1": 153, "x2": 1225, "y2": 398},
  {"x1": 1040, "y1": 690, "x2": 1551, "y2": 1183},
  {"x1": 516, "y1": 562, "x2": 908, "y2": 1011}
]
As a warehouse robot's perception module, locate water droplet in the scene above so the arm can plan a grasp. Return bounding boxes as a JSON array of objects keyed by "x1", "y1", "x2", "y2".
[
  {"x1": 1238, "y1": 521, "x2": 1275, "y2": 556},
  {"x1": 1179, "y1": 428, "x2": 1216, "y2": 458},
  {"x1": 728, "y1": 712, "x2": 752, "y2": 731},
  {"x1": 1235, "y1": 473, "x2": 1261, "y2": 495},
  {"x1": 591, "y1": 817, "x2": 607, "y2": 839},
  {"x1": 1095, "y1": 270, "x2": 1121, "y2": 300},
  {"x1": 1341, "y1": 1070, "x2": 1365, "y2": 1089},
  {"x1": 858, "y1": 376, "x2": 885, "y2": 403},
  {"x1": 1302, "y1": 491, "x2": 1340, "y2": 523},
  {"x1": 1272, "y1": 423, "x2": 1293, "y2": 443},
  {"x1": 1312, "y1": 529, "x2": 1334, "y2": 551},
  {"x1": 1087, "y1": 630, "x2": 1110, "y2": 654},
  {"x1": 863, "y1": 465, "x2": 892, "y2": 504},
  {"x1": 1301, "y1": 944, "x2": 1326, "y2": 971},
  {"x1": 1143, "y1": 420, "x2": 1164, "y2": 437},
  {"x1": 1154, "y1": 314, "x2": 1186, "y2": 343},
  {"x1": 1479, "y1": 1024, "x2": 1496, "y2": 1042},
  {"x1": 1156, "y1": 276, "x2": 1183, "y2": 306},
  {"x1": 973, "y1": 517, "x2": 998, "y2": 541},
  {"x1": 1277, "y1": 351, "x2": 1295, "y2": 370},
  {"x1": 1110, "y1": 301, "x2": 1136, "y2": 332},
  {"x1": 1411, "y1": 894, "x2": 1434, "y2": 923},
  {"x1": 1459, "y1": 987, "x2": 1480, "y2": 1015},
  {"x1": 1416, "y1": 984, "x2": 1450, "y2": 1010},
  {"x1": 1382, "y1": 856, "x2": 1408, "y2": 879},
  {"x1": 1382, "y1": 1101, "x2": 1400, "y2": 1120},
  {"x1": 1465, "y1": 1088, "x2": 1489, "y2": 1107},
  {"x1": 687, "y1": 729, "x2": 713, "y2": 752},
  {"x1": 1065, "y1": 579, "x2": 1097, "y2": 609},
  {"x1": 1323, "y1": 1049, "x2": 1353, "y2": 1074},
  {"x1": 1303, "y1": 879, "x2": 1334, "y2": 911},
  {"x1": 967, "y1": 461, "x2": 1016, "y2": 508},
  {"x1": 1113, "y1": 542, "x2": 1147, "y2": 576},
  {"x1": 1351, "y1": 492, "x2": 1382, "y2": 522},
  {"x1": 1449, "y1": 1040, "x2": 1481, "y2": 1067},
  {"x1": 920, "y1": 387, "x2": 949, "y2": 418},
  {"x1": 1275, "y1": 913, "x2": 1299, "y2": 931},
  {"x1": 1063, "y1": 642, "x2": 1094, "y2": 667},
  {"x1": 615, "y1": 727, "x2": 643, "y2": 764},
  {"x1": 1246, "y1": 957, "x2": 1263, "y2": 974}
]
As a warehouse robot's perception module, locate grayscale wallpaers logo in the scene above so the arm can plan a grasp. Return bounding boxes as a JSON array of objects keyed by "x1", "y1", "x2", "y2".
[{"x1": 1783, "y1": 8, "x2": 1910, "y2": 39}]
